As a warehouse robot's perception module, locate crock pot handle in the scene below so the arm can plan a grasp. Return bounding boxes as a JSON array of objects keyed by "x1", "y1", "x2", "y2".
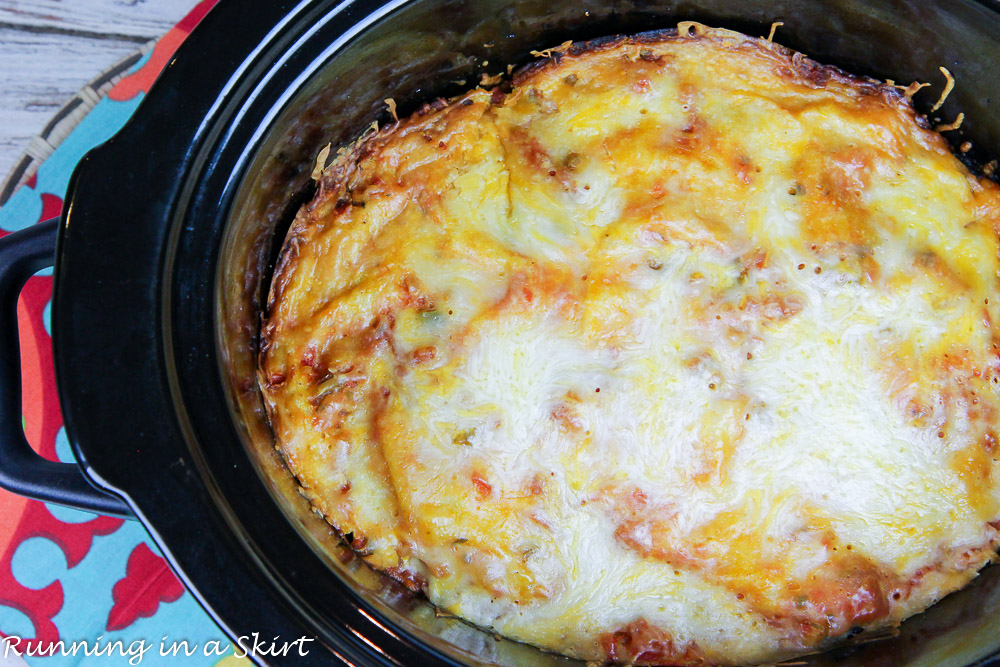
[{"x1": 0, "y1": 218, "x2": 133, "y2": 518}]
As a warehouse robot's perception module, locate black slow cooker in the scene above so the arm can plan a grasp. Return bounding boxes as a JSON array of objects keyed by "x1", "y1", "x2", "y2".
[{"x1": 3, "y1": 0, "x2": 1000, "y2": 664}]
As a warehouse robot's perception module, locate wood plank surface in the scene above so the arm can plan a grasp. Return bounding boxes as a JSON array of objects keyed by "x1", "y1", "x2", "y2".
[
  {"x1": 0, "y1": 0, "x2": 200, "y2": 189},
  {"x1": 0, "y1": 0, "x2": 193, "y2": 40}
]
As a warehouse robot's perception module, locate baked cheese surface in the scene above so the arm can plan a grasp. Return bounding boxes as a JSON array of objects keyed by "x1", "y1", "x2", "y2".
[{"x1": 259, "y1": 25, "x2": 1000, "y2": 665}]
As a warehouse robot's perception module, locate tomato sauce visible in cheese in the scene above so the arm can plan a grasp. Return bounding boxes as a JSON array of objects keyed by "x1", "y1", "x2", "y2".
[{"x1": 258, "y1": 23, "x2": 1000, "y2": 665}]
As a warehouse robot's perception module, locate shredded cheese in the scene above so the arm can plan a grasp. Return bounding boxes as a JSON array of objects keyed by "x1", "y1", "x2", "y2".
[{"x1": 930, "y1": 66, "x2": 955, "y2": 113}]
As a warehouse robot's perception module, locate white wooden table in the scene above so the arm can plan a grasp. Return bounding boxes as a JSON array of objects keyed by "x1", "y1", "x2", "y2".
[{"x1": 0, "y1": 0, "x2": 201, "y2": 185}]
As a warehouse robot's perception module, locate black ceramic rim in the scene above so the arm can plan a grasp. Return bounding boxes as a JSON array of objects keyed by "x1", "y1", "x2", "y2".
[{"x1": 52, "y1": 0, "x2": 1000, "y2": 665}]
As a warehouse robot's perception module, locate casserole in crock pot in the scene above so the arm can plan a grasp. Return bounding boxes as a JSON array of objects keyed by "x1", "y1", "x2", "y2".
[{"x1": 257, "y1": 24, "x2": 1000, "y2": 665}]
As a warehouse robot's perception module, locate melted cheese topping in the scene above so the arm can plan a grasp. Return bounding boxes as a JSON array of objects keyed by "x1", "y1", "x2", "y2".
[{"x1": 258, "y1": 25, "x2": 1000, "y2": 665}]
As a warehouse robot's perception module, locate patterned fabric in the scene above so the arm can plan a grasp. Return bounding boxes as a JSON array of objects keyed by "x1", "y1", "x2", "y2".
[{"x1": 0, "y1": 2, "x2": 249, "y2": 664}]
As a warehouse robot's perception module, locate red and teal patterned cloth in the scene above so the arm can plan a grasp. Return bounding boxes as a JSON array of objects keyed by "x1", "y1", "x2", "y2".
[{"x1": 0, "y1": 2, "x2": 248, "y2": 664}]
